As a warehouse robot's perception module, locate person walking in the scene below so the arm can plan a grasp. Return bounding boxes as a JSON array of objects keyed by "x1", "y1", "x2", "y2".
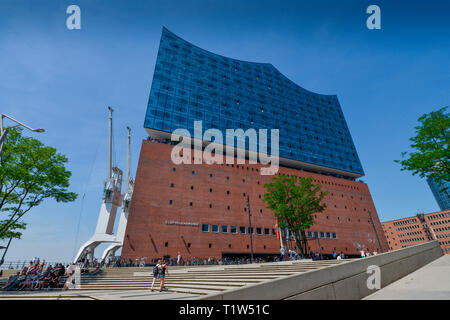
[
  {"x1": 150, "y1": 260, "x2": 161, "y2": 291},
  {"x1": 62, "y1": 263, "x2": 76, "y2": 291},
  {"x1": 360, "y1": 248, "x2": 366, "y2": 258},
  {"x1": 159, "y1": 259, "x2": 169, "y2": 292}
]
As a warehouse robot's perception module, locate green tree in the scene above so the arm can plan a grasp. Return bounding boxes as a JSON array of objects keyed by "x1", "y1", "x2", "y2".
[
  {"x1": 0, "y1": 127, "x2": 77, "y2": 240},
  {"x1": 263, "y1": 175, "x2": 328, "y2": 256},
  {"x1": 395, "y1": 106, "x2": 449, "y2": 189}
]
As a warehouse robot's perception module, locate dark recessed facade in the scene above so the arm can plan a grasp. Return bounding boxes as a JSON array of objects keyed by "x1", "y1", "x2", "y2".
[{"x1": 144, "y1": 27, "x2": 364, "y2": 178}]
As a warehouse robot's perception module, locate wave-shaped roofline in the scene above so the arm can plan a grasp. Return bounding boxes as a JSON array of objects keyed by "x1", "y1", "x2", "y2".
[{"x1": 162, "y1": 27, "x2": 338, "y2": 98}]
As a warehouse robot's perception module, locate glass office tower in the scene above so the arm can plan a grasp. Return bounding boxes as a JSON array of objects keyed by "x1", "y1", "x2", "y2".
[{"x1": 427, "y1": 178, "x2": 450, "y2": 211}]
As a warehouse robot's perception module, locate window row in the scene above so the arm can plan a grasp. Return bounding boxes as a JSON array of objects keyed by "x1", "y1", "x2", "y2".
[
  {"x1": 306, "y1": 231, "x2": 338, "y2": 239},
  {"x1": 202, "y1": 224, "x2": 275, "y2": 236},
  {"x1": 393, "y1": 218, "x2": 418, "y2": 226},
  {"x1": 428, "y1": 212, "x2": 450, "y2": 220}
]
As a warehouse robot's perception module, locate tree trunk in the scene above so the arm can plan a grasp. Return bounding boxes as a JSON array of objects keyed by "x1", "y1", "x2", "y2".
[
  {"x1": 293, "y1": 230, "x2": 309, "y2": 257},
  {"x1": 294, "y1": 230, "x2": 305, "y2": 257},
  {"x1": 280, "y1": 227, "x2": 288, "y2": 260},
  {"x1": 300, "y1": 229, "x2": 309, "y2": 257}
]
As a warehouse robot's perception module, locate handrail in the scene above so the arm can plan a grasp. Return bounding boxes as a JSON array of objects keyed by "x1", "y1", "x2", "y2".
[{"x1": 0, "y1": 261, "x2": 72, "y2": 270}]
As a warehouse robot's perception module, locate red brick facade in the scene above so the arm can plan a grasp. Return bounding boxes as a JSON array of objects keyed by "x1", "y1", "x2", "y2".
[
  {"x1": 382, "y1": 210, "x2": 450, "y2": 254},
  {"x1": 121, "y1": 140, "x2": 389, "y2": 261}
]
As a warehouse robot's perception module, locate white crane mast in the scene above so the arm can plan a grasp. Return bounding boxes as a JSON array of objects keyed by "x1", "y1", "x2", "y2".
[
  {"x1": 100, "y1": 126, "x2": 134, "y2": 261},
  {"x1": 73, "y1": 107, "x2": 124, "y2": 264}
]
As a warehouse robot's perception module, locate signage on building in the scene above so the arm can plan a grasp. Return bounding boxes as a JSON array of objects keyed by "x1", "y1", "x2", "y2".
[{"x1": 165, "y1": 221, "x2": 199, "y2": 227}]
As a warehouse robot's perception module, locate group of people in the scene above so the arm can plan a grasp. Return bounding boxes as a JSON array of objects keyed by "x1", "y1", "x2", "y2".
[
  {"x1": 150, "y1": 259, "x2": 169, "y2": 292},
  {"x1": 280, "y1": 247, "x2": 307, "y2": 261},
  {"x1": 360, "y1": 249, "x2": 377, "y2": 258},
  {"x1": 333, "y1": 251, "x2": 346, "y2": 260},
  {"x1": 280, "y1": 247, "x2": 350, "y2": 261},
  {"x1": 80, "y1": 257, "x2": 146, "y2": 268},
  {"x1": 2, "y1": 259, "x2": 67, "y2": 291},
  {"x1": 174, "y1": 256, "x2": 274, "y2": 266},
  {"x1": 82, "y1": 254, "x2": 278, "y2": 268}
]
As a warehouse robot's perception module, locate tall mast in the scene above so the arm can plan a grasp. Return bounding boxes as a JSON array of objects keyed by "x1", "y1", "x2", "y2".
[
  {"x1": 107, "y1": 106, "x2": 113, "y2": 179},
  {"x1": 126, "y1": 126, "x2": 131, "y2": 191}
]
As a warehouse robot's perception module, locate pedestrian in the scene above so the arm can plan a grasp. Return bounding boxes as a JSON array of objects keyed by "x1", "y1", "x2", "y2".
[
  {"x1": 280, "y1": 246, "x2": 286, "y2": 261},
  {"x1": 150, "y1": 260, "x2": 161, "y2": 291},
  {"x1": 177, "y1": 251, "x2": 181, "y2": 265},
  {"x1": 332, "y1": 250, "x2": 337, "y2": 259},
  {"x1": 360, "y1": 248, "x2": 365, "y2": 258},
  {"x1": 62, "y1": 263, "x2": 76, "y2": 291},
  {"x1": 159, "y1": 259, "x2": 169, "y2": 292}
]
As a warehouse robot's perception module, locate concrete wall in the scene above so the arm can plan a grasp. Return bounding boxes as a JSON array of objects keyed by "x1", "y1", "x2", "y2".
[
  {"x1": 200, "y1": 241, "x2": 443, "y2": 300},
  {"x1": 0, "y1": 269, "x2": 20, "y2": 279}
]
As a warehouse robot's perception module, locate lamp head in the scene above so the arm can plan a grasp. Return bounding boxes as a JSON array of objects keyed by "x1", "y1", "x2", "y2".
[{"x1": 34, "y1": 128, "x2": 45, "y2": 133}]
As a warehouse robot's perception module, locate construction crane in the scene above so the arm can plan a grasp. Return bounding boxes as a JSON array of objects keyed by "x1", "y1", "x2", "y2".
[
  {"x1": 101, "y1": 126, "x2": 134, "y2": 261},
  {"x1": 73, "y1": 106, "x2": 125, "y2": 264}
]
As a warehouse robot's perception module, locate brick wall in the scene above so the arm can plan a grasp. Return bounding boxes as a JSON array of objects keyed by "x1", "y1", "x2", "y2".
[{"x1": 121, "y1": 140, "x2": 389, "y2": 261}]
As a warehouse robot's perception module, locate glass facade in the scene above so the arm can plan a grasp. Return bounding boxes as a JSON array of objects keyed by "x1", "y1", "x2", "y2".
[
  {"x1": 427, "y1": 178, "x2": 450, "y2": 211},
  {"x1": 144, "y1": 27, "x2": 364, "y2": 176}
]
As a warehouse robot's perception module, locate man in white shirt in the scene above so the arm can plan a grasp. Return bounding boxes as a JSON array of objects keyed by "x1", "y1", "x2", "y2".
[{"x1": 67, "y1": 263, "x2": 75, "y2": 276}]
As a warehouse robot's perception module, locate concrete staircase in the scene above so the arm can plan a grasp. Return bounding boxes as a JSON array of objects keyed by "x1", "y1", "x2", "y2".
[
  {"x1": 1, "y1": 242, "x2": 443, "y2": 300},
  {"x1": 76, "y1": 259, "x2": 352, "y2": 296}
]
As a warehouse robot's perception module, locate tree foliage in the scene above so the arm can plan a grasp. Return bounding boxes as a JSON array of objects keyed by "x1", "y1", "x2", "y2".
[
  {"x1": 263, "y1": 175, "x2": 328, "y2": 256},
  {"x1": 0, "y1": 127, "x2": 77, "y2": 240},
  {"x1": 395, "y1": 106, "x2": 449, "y2": 186}
]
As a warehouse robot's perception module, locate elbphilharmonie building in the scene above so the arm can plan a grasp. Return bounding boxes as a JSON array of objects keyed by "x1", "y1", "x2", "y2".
[{"x1": 122, "y1": 27, "x2": 388, "y2": 261}]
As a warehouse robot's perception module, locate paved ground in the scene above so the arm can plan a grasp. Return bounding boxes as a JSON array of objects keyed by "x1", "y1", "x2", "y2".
[
  {"x1": 365, "y1": 255, "x2": 450, "y2": 300},
  {"x1": 0, "y1": 289, "x2": 198, "y2": 300},
  {"x1": 4, "y1": 255, "x2": 448, "y2": 300}
]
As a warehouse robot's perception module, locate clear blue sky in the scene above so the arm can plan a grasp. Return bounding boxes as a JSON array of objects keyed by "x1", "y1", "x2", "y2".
[{"x1": 1, "y1": 0, "x2": 449, "y2": 262}]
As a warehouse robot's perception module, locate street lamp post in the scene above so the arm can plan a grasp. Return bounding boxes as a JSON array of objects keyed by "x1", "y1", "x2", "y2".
[
  {"x1": 316, "y1": 235, "x2": 323, "y2": 259},
  {"x1": 246, "y1": 195, "x2": 254, "y2": 264},
  {"x1": 0, "y1": 114, "x2": 45, "y2": 157}
]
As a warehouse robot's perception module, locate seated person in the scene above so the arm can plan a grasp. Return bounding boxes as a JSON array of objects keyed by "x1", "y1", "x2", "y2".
[
  {"x1": 34, "y1": 268, "x2": 53, "y2": 290},
  {"x1": 7, "y1": 271, "x2": 27, "y2": 291},
  {"x1": 90, "y1": 264, "x2": 102, "y2": 275},
  {"x1": 18, "y1": 272, "x2": 34, "y2": 291},
  {"x1": 48, "y1": 271, "x2": 61, "y2": 289},
  {"x1": 3, "y1": 272, "x2": 20, "y2": 291}
]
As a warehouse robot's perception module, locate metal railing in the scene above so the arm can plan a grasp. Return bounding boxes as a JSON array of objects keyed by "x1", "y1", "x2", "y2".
[{"x1": 0, "y1": 260, "x2": 72, "y2": 270}]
